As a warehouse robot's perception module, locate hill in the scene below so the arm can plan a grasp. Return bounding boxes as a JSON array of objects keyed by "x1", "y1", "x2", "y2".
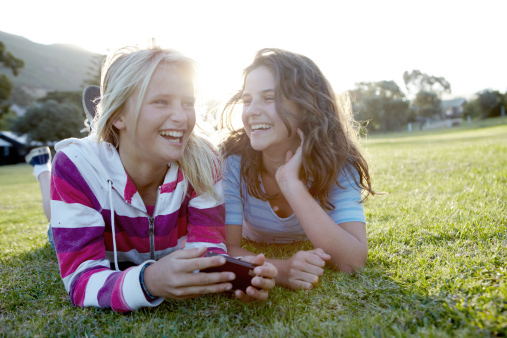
[{"x1": 0, "y1": 31, "x2": 103, "y2": 95}]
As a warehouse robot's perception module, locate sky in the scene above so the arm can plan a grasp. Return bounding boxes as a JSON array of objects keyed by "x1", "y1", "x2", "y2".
[{"x1": 1, "y1": 0, "x2": 506, "y2": 101}]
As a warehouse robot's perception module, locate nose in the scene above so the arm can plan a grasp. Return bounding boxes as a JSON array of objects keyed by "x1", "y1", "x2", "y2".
[
  {"x1": 169, "y1": 103, "x2": 188, "y2": 125},
  {"x1": 244, "y1": 99, "x2": 261, "y2": 117}
]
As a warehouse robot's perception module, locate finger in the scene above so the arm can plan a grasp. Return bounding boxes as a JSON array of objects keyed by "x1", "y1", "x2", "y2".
[
  {"x1": 234, "y1": 289, "x2": 252, "y2": 303},
  {"x1": 170, "y1": 246, "x2": 207, "y2": 259},
  {"x1": 312, "y1": 248, "x2": 331, "y2": 261},
  {"x1": 250, "y1": 253, "x2": 266, "y2": 266},
  {"x1": 285, "y1": 150, "x2": 294, "y2": 163},
  {"x1": 296, "y1": 281, "x2": 313, "y2": 290},
  {"x1": 171, "y1": 282, "x2": 233, "y2": 299},
  {"x1": 297, "y1": 128, "x2": 304, "y2": 143},
  {"x1": 253, "y1": 264, "x2": 278, "y2": 279},
  {"x1": 251, "y1": 275, "x2": 275, "y2": 291},
  {"x1": 296, "y1": 270, "x2": 321, "y2": 285},
  {"x1": 190, "y1": 271, "x2": 235, "y2": 286},
  {"x1": 184, "y1": 254, "x2": 227, "y2": 273},
  {"x1": 245, "y1": 286, "x2": 269, "y2": 301},
  {"x1": 288, "y1": 264, "x2": 322, "y2": 286},
  {"x1": 304, "y1": 254, "x2": 327, "y2": 269}
]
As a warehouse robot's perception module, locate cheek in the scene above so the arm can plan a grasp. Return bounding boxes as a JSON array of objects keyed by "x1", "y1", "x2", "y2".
[
  {"x1": 241, "y1": 110, "x2": 249, "y2": 128},
  {"x1": 187, "y1": 111, "x2": 196, "y2": 132}
]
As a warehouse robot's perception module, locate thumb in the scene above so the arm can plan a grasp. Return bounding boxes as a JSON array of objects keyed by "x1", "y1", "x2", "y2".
[{"x1": 251, "y1": 253, "x2": 266, "y2": 266}]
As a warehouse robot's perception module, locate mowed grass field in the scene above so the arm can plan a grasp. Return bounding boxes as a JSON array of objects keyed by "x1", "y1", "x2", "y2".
[{"x1": 1, "y1": 118, "x2": 506, "y2": 336}]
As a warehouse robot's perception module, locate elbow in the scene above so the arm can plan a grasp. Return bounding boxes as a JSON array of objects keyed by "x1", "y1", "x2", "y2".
[{"x1": 328, "y1": 249, "x2": 368, "y2": 274}]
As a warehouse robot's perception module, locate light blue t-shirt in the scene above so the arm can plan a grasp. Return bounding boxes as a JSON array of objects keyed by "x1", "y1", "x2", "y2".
[{"x1": 223, "y1": 155, "x2": 366, "y2": 244}]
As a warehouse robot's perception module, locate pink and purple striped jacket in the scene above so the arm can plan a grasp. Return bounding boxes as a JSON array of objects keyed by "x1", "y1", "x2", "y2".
[{"x1": 50, "y1": 136, "x2": 226, "y2": 313}]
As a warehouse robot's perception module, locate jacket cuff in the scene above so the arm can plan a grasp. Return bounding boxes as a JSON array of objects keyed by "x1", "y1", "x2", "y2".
[{"x1": 122, "y1": 261, "x2": 164, "y2": 310}]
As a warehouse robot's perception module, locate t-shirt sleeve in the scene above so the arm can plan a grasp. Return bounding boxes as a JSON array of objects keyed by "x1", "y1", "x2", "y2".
[
  {"x1": 223, "y1": 155, "x2": 244, "y2": 225},
  {"x1": 327, "y1": 167, "x2": 366, "y2": 225}
]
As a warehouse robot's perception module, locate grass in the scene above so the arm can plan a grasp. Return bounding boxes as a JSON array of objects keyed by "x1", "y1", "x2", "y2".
[{"x1": 1, "y1": 117, "x2": 506, "y2": 336}]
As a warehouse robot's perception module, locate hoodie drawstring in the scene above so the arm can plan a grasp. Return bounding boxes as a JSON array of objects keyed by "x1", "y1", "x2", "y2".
[{"x1": 108, "y1": 179, "x2": 119, "y2": 271}]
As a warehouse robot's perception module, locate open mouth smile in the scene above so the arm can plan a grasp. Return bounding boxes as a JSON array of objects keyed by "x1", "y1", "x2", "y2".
[
  {"x1": 160, "y1": 130, "x2": 184, "y2": 144},
  {"x1": 251, "y1": 124, "x2": 272, "y2": 132}
]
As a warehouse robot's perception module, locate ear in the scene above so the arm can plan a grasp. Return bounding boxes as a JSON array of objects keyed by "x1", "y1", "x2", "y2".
[{"x1": 113, "y1": 114, "x2": 127, "y2": 130}]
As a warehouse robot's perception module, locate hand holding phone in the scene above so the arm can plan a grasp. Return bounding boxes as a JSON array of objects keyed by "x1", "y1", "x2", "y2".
[{"x1": 201, "y1": 252, "x2": 258, "y2": 292}]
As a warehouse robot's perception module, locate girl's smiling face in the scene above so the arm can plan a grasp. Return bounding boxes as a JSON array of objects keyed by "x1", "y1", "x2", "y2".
[
  {"x1": 114, "y1": 63, "x2": 196, "y2": 167},
  {"x1": 241, "y1": 66, "x2": 301, "y2": 154}
]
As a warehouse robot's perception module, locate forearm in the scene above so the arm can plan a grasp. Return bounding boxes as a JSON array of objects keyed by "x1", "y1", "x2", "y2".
[
  {"x1": 282, "y1": 182, "x2": 368, "y2": 273},
  {"x1": 226, "y1": 244, "x2": 257, "y2": 258}
]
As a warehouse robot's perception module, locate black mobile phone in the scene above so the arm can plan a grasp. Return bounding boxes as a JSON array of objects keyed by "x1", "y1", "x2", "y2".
[{"x1": 201, "y1": 252, "x2": 258, "y2": 292}]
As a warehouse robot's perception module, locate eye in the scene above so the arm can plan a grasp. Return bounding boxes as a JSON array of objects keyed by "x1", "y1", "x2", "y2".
[
  {"x1": 154, "y1": 100, "x2": 168, "y2": 105},
  {"x1": 265, "y1": 96, "x2": 275, "y2": 102},
  {"x1": 182, "y1": 99, "x2": 195, "y2": 109},
  {"x1": 241, "y1": 97, "x2": 252, "y2": 106}
]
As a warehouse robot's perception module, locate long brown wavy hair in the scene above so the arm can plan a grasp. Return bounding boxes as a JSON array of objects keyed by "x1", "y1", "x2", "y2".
[{"x1": 220, "y1": 48, "x2": 375, "y2": 209}]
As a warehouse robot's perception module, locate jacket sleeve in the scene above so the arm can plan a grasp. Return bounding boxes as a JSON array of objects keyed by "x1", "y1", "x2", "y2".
[
  {"x1": 183, "y1": 170, "x2": 227, "y2": 255},
  {"x1": 50, "y1": 151, "x2": 163, "y2": 312}
]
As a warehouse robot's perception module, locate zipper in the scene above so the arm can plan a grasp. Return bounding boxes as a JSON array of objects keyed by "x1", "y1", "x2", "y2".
[
  {"x1": 149, "y1": 217, "x2": 155, "y2": 260},
  {"x1": 148, "y1": 186, "x2": 161, "y2": 260}
]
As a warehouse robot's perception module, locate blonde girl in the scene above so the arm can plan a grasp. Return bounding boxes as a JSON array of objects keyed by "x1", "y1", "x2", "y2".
[{"x1": 50, "y1": 46, "x2": 276, "y2": 312}]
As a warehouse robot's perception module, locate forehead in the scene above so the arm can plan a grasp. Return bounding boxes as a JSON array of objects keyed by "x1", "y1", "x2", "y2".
[
  {"x1": 147, "y1": 63, "x2": 195, "y2": 92},
  {"x1": 243, "y1": 66, "x2": 275, "y2": 93}
]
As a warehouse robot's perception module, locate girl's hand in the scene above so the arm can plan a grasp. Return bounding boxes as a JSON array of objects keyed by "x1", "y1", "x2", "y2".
[
  {"x1": 278, "y1": 249, "x2": 331, "y2": 290},
  {"x1": 275, "y1": 128, "x2": 305, "y2": 189},
  {"x1": 143, "y1": 246, "x2": 235, "y2": 300},
  {"x1": 234, "y1": 254, "x2": 278, "y2": 303}
]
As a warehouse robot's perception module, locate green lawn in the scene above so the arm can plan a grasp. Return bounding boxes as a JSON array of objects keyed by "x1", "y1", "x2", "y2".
[{"x1": 1, "y1": 118, "x2": 506, "y2": 336}]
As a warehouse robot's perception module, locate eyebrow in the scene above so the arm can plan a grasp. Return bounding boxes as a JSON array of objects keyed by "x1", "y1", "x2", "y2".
[{"x1": 241, "y1": 89, "x2": 275, "y2": 98}]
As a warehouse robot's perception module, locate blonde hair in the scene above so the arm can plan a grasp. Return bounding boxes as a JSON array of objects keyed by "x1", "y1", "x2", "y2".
[{"x1": 94, "y1": 45, "x2": 222, "y2": 200}]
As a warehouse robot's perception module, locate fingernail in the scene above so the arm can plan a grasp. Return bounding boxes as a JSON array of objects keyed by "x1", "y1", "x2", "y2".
[
  {"x1": 226, "y1": 284, "x2": 232, "y2": 290},
  {"x1": 229, "y1": 274, "x2": 235, "y2": 280}
]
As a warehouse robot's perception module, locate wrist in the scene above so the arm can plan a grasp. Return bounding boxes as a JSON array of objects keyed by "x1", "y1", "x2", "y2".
[
  {"x1": 140, "y1": 263, "x2": 157, "y2": 301},
  {"x1": 278, "y1": 179, "x2": 306, "y2": 196},
  {"x1": 270, "y1": 259, "x2": 289, "y2": 286}
]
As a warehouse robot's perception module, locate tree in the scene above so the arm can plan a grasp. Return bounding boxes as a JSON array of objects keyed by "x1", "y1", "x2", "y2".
[
  {"x1": 10, "y1": 100, "x2": 84, "y2": 144},
  {"x1": 39, "y1": 90, "x2": 82, "y2": 106},
  {"x1": 413, "y1": 91, "x2": 441, "y2": 119},
  {"x1": 351, "y1": 81, "x2": 410, "y2": 133},
  {"x1": 477, "y1": 90, "x2": 504, "y2": 118},
  {"x1": 403, "y1": 69, "x2": 451, "y2": 96},
  {"x1": 0, "y1": 41, "x2": 24, "y2": 117},
  {"x1": 9, "y1": 86, "x2": 36, "y2": 107},
  {"x1": 463, "y1": 98, "x2": 481, "y2": 119}
]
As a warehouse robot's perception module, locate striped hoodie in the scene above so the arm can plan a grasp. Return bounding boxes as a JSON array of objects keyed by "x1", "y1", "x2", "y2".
[{"x1": 50, "y1": 136, "x2": 226, "y2": 313}]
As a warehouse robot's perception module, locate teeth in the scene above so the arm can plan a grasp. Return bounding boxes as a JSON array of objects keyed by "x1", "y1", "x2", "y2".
[
  {"x1": 160, "y1": 130, "x2": 183, "y2": 137},
  {"x1": 252, "y1": 124, "x2": 272, "y2": 130}
]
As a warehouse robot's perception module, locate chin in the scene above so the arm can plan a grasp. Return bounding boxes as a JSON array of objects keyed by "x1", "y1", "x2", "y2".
[{"x1": 250, "y1": 142, "x2": 267, "y2": 152}]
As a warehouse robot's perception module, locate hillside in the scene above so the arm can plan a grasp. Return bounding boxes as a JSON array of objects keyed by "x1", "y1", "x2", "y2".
[{"x1": 0, "y1": 31, "x2": 103, "y2": 95}]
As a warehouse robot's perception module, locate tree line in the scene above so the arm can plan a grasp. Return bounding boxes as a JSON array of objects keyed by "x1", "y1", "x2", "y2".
[
  {"x1": 351, "y1": 70, "x2": 506, "y2": 133},
  {"x1": 0, "y1": 42, "x2": 506, "y2": 144}
]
